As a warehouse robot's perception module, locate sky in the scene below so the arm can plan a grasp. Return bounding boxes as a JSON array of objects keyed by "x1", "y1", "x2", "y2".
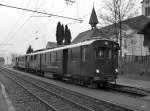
[{"x1": 0, "y1": 0, "x2": 143, "y2": 62}]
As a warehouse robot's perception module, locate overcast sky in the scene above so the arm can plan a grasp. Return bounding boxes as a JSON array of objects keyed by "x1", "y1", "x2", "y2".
[{"x1": 0, "y1": 0, "x2": 142, "y2": 60}]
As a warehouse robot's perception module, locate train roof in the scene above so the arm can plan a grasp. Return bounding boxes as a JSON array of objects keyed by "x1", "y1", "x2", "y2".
[{"x1": 26, "y1": 38, "x2": 117, "y2": 56}]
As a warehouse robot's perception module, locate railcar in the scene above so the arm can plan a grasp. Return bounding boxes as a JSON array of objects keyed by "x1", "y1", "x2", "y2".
[
  {"x1": 0, "y1": 57, "x2": 5, "y2": 65},
  {"x1": 15, "y1": 38, "x2": 119, "y2": 86},
  {"x1": 15, "y1": 56, "x2": 26, "y2": 70}
]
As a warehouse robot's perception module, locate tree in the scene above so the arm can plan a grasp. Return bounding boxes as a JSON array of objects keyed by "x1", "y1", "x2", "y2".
[
  {"x1": 26, "y1": 45, "x2": 33, "y2": 54},
  {"x1": 60, "y1": 24, "x2": 65, "y2": 44},
  {"x1": 56, "y1": 22, "x2": 64, "y2": 45},
  {"x1": 99, "y1": 0, "x2": 139, "y2": 25},
  {"x1": 10, "y1": 53, "x2": 18, "y2": 63},
  {"x1": 98, "y1": 0, "x2": 140, "y2": 71},
  {"x1": 64, "y1": 25, "x2": 72, "y2": 45},
  {"x1": 99, "y1": 0, "x2": 140, "y2": 41},
  {"x1": 65, "y1": 0, "x2": 76, "y2": 5}
]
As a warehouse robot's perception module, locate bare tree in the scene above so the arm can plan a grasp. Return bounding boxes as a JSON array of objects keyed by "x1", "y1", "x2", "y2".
[
  {"x1": 99, "y1": 0, "x2": 140, "y2": 25},
  {"x1": 10, "y1": 53, "x2": 18, "y2": 64},
  {"x1": 98, "y1": 0, "x2": 140, "y2": 72}
]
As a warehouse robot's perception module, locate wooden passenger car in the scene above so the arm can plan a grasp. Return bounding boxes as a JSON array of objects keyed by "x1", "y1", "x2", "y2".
[
  {"x1": 16, "y1": 38, "x2": 119, "y2": 86},
  {"x1": 17, "y1": 56, "x2": 26, "y2": 70}
]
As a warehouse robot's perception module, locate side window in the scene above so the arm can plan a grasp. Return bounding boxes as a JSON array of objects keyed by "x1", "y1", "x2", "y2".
[
  {"x1": 71, "y1": 47, "x2": 80, "y2": 61},
  {"x1": 31, "y1": 56, "x2": 33, "y2": 61},
  {"x1": 34, "y1": 55, "x2": 36, "y2": 60},
  {"x1": 55, "y1": 52, "x2": 57, "y2": 62},
  {"x1": 81, "y1": 46, "x2": 88, "y2": 62},
  {"x1": 49, "y1": 52, "x2": 51, "y2": 63},
  {"x1": 57, "y1": 51, "x2": 62, "y2": 62},
  {"x1": 45, "y1": 53, "x2": 46, "y2": 62},
  {"x1": 51, "y1": 52, "x2": 56, "y2": 62}
]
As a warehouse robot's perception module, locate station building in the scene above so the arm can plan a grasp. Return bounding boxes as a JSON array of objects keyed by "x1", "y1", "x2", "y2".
[{"x1": 73, "y1": 3, "x2": 150, "y2": 63}]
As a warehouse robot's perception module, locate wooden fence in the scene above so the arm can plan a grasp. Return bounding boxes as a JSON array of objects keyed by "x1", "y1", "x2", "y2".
[{"x1": 122, "y1": 55, "x2": 150, "y2": 64}]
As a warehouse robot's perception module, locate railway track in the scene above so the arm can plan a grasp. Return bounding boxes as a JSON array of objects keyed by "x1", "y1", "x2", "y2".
[
  {"x1": 2, "y1": 70, "x2": 97, "y2": 111},
  {"x1": 1, "y1": 67, "x2": 133, "y2": 111},
  {"x1": 0, "y1": 71, "x2": 57, "y2": 111}
]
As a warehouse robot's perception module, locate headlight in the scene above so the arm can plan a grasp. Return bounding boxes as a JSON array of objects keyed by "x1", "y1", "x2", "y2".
[
  {"x1": 96, "y1": 69, "x2": 100, "y2": 74},
  {"x1": 115, "y1": 69, "x2": 118, "y2": 73}
]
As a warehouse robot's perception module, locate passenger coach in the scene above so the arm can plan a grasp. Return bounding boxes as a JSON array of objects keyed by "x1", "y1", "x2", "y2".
[{"x1": 15, "y1": 38, "x2": 119, "y2": 87}]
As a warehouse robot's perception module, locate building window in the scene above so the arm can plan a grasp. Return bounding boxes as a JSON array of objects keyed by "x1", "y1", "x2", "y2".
[
  {"x1": 148, "y1": 7, "x2": 150, "y2": 15},
  {"x1": 145, "y1": 7, "x2": 147, "y2": 16},
  {"x1": 124, "y1": 39, "x2": 127, "y2": 49},
  {"x1": 145, "y1": 7, "x2": 150, "y2": 16}
]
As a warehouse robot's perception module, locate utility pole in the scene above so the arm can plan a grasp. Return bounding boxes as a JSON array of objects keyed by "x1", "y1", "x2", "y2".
[
  {"x1": 113, "y1": 0, "x2": 118, "y2": 42},
  {"x1": 118, "y1": 0, "x2": 123, "y2": 74}
]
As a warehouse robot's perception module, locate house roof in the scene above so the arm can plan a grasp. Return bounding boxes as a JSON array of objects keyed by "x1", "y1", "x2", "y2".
[
  {"x1": 138, "y1": 19, "x2": 150, "y2": 34},
  {"x1": 73, "y1": 28, "x2": 106, "y2": 43},
  {"x1": 122, "y1": 15, "x2": 150, "y2": 31},
  {"x1": 73, "y1": 15, "x2": 150, "y2": 43},
  {"x1": 46, "y1": 41, "x2": 57, "y2": 49}
]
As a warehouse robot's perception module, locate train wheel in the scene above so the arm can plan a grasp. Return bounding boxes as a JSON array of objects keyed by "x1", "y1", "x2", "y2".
[{"x1": 39, "y1": 71, "x2": 44, "y2": 76}]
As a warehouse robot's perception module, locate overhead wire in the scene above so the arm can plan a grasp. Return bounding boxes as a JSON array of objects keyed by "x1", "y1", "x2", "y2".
[
  {"x1": 4, "y1": 0, "x2": 32, "y2": 43},
  {"x1": 6, "y1": 0, "x2": 48, "y2": 42}
]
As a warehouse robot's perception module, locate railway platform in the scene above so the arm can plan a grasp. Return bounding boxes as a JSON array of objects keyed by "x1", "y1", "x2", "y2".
[
  {"x1": 0, "y1": 89, "x2": 8, "y2": 111},
  {"x1": 2, "y1": 66, "x2": 150, "y2": 111},
  {"x1": 0, "y1": 82, "x2": 15, "y2": 111},
  {"x1": 116, "y1": 75, "x2": 150, "y2": 91}
]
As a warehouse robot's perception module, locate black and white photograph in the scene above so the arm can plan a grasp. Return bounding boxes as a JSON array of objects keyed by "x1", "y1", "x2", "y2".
[{"x1": 0, "y1": 0, "x2": 150, "y2": 111}]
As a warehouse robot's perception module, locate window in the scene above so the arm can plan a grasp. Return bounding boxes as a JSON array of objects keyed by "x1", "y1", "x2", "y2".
[
  {"x1": 146, "y1": 7, "x2": 148, "y2": 16},
  {"x1": 71, "y1": 47, "x2": 80, "y2": 61},
  {"x1": 124, "y1": 39, "x2": 127, "y2": 49},
  {"x1": 81, "y1": 47, "x2": 88, "y2": 61},
  {"x1": 96, "y1": 47, "x2": 105, "y2": 58},
  {"x1": 31, "y1": 56, "x2": 33, "y2": 61},
  {"x1": 95, "y1": 47, "x2": 111, "y2": 59},
  {"x1": 57, "y1": 51, "x2": 62, "y2": 61},
  {"x1": 51, "y1": 52, "x2": 56, "y2": 62},
  {"x1": 45, "y1": 53, "x2": 46, "y2": 62},
  {"x1": 34, "y1": 55, "x2": 36, "y2": 60},
  {"x1": 49, "y1": 52, "x2": 51, "y2": 63}
]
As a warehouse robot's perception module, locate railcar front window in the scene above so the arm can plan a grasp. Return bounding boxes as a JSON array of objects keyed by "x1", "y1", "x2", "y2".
[{"x1": 95, "y1": 47, "x2": 111, "y2": 59}]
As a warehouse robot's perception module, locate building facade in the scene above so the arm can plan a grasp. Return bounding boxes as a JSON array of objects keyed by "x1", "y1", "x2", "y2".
[{"x1": 142, "y1": 0, "x2": 150, "y2": 17}]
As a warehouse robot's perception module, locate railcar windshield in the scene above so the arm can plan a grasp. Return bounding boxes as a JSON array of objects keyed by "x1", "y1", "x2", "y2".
[{"x1": 95, "y1": 47, "x2": 111, "y2": 59}]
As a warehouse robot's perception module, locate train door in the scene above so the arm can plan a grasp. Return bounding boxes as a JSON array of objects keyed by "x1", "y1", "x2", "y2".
[{"x1": 63, "y1": 49, "x2": 68, "y2": 74}]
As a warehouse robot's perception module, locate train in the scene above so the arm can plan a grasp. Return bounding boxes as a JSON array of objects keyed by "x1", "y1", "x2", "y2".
[
  {"x1": 0, "y1": 57, "x2": 5, "y2": 65},
  {"x1": 14, "y1": 38, "x2": 119, "y2": 87}
]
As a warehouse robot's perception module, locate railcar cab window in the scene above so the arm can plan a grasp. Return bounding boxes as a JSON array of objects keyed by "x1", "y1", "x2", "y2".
[{"x1": 95, "y1": 47, "x2": 111, "y2": 59}]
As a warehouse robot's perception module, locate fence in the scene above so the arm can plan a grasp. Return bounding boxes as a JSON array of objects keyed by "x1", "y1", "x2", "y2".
[{"x1": 122, "y1": 55, "x2": 150, "y2": 64}]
